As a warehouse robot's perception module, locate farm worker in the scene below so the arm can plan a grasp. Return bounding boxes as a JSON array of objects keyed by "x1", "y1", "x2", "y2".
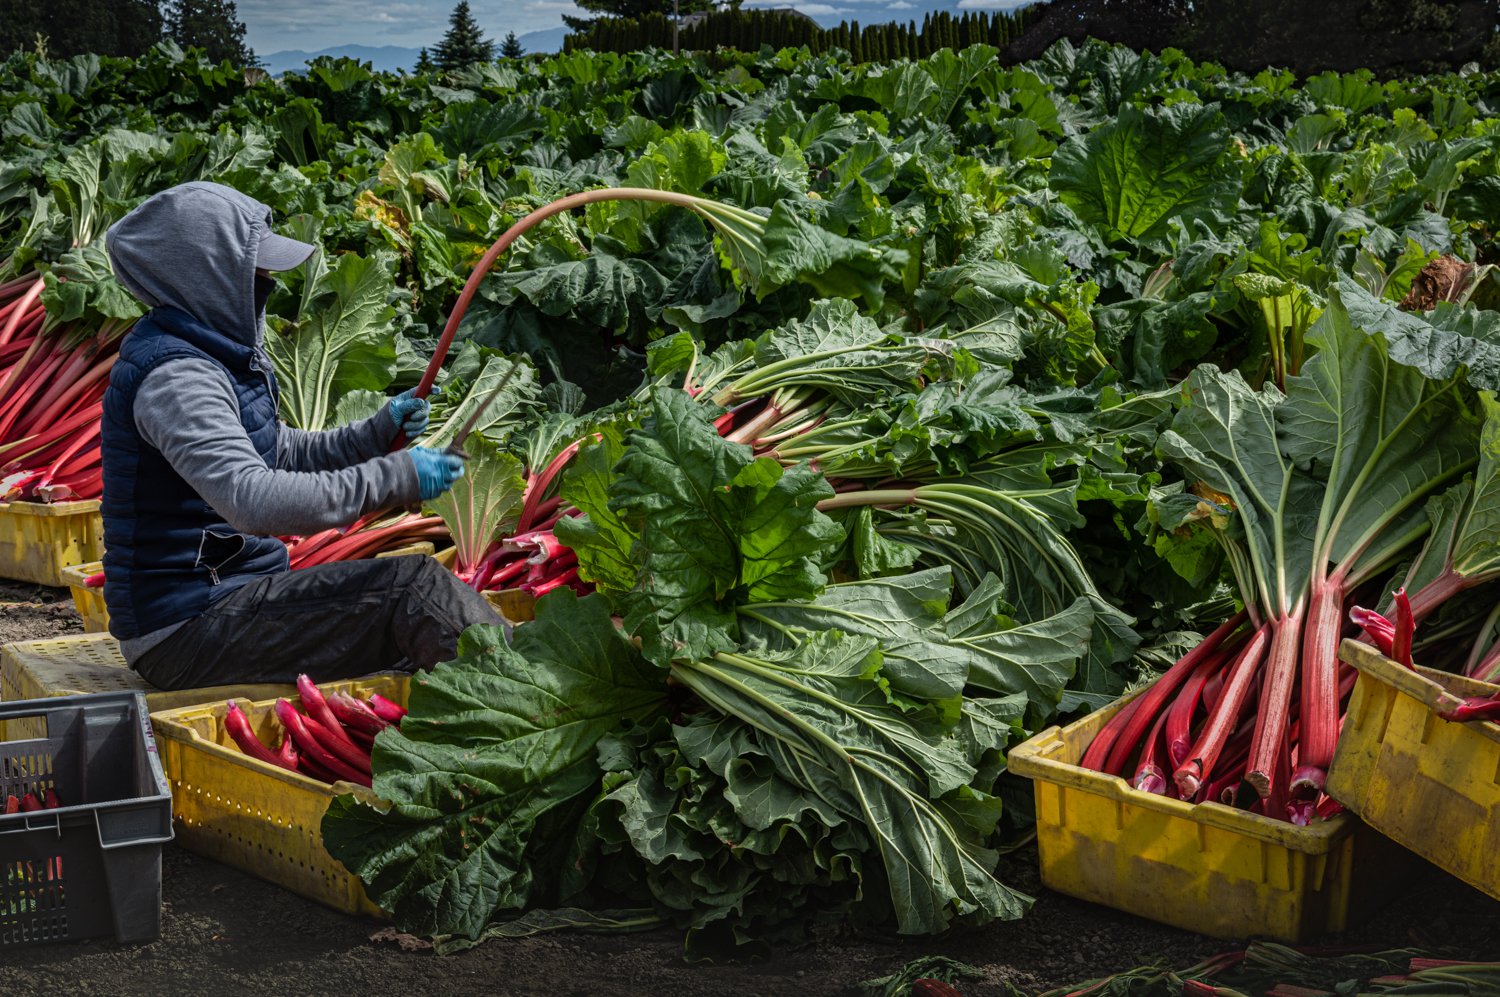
[{"x1": 99, "y1": 181, "x2": 502, "y2": 691}]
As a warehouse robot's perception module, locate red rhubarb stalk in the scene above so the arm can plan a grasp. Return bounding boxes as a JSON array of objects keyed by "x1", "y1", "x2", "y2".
[
  {"x1": 1245, "y1": 607, "x2": 1306, "y2": 799},
  {"x1": 1079, "y1": 691, "x2": 1146, "y2": 772},
  {"x1": 1131, "y1": 707, "x2": 1173, "y2": 795},
  {"x1": 1391, "y1": 589, "x2": 1414, "y2": 667},
  {"x1": 1293, "y1": 578, "x2": 1344, "y2": 796},
  {"x1": 366, "y1": 693, "x2": 407, "y2": 724},
  {"x1": 296, "y1": 674, "x2": 357, "y2": 747},
  {"x1": 224, "y1": 701, "x2": 290, "y2": 770},
  {"x1": 1165, "y1": 639, "x2": 1240, "y2": 770},
  {"x1": 327, "y1": 692, "x2": 391, "y2": 735},
  {"x1": 1350, "y1": 606, "x2": 1395, "y2": 655}
]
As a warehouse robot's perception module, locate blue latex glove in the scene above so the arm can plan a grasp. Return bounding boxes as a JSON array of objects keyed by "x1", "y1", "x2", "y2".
[
  {"x1": 388, "y1": 388, "x2": 430, "y2": 439},
  {"x1": 408, "y1": 447, "x2": 465, "y2": 500}
]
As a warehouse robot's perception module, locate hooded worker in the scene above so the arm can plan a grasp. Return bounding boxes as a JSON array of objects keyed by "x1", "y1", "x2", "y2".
[{"x1": 102, "y1": 181, "x2": 502, "y2": 691}]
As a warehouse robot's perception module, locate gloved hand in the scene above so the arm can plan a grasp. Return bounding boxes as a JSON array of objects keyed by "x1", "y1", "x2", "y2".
[
  {"x1": 408, "y1": 447, "x2": 465, "y2": 500},
  {"x1": 387, "y1": 388, "x2": 430, "y2": 440}
]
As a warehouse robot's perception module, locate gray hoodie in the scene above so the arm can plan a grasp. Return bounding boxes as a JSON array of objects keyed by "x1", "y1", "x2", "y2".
[{"x1": 105, "y1": 182, "x2": 421, "y2": 663}]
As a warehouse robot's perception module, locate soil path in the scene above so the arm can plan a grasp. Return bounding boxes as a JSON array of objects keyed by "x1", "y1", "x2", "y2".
[{"x1": 1, "y1": 583, "x2": 1495, "y2": 996}]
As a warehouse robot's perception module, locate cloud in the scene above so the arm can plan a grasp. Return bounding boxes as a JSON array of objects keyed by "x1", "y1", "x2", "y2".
[
  {"x1": 887, "y1": 1, "x2": 915, "y2": 8},
  {"x1": 522, "y1": 0, "x2": 585, "y2": 10},
  {"x1": 743, "y1": 0, "x2": 851, "y2": 14},
  {"x1": 955, "y1": 0, "x2": 1032, "y2": 8}
]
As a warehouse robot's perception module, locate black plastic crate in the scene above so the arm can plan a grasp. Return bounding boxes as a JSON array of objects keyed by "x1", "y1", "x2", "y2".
[{"x1": 0, "y1": 691, "x2": 173, "y2": 947}]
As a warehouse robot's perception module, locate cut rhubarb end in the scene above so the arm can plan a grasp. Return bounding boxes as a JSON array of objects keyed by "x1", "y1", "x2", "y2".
[
  {"x1": 1133, "y1": 765, "x2": 1166, "y2": 796},
  {"x1": 1173, "y1": 762, "x2": 1203, "y2": 799},
  {"x1": 1290, "y1": 764, "x2": 1326, "y2": 796},
  {"x1": 1287, "y1": 798, "x2": 1315, "y2": 826},
  {"x1": 1244, "y1": 769, "x2": 1272, "y2": 799}
]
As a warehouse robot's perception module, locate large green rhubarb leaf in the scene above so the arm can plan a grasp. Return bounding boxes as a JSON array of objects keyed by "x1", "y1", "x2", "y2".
[
  {"x1": 426, "y1": 435, "x2": 526, "y2": 576},
  {"x1": 589, "y1": 388, "x2": 844, "y2": 666},
  {"x1": 268, "y1": 250, "x2": 398, "y2": 430},
  {"x1": 671, "y1": 633, "x2": 1031, "y2": 937},
  {"x1": 321, "y1": 591, "x2": 667, "y2": 940},
  {"x1": 1050, "y1": 103, "x2": 1243, "y2": 247}
]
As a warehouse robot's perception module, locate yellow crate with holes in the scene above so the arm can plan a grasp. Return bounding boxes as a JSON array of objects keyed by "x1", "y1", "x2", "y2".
[
  {"x1": 60, "y1": 562, "x2": 108, "y2": 632},
  {"x1": 149, "y1": 676, "x2": 407, "y2": 917},
  {"x1": 60, "y1": 543, "x2": 441, "y2": 635},
  {"x1": 0, "y1": 633, "x2": 293, "y2": 741},
  {"x1": 1007, "y1": 692, "x2": 1419, "y2": 942},
  {"x1": 0, "y1": 499, "x2": 104, "y2": 588},
  {"x1": 1328, "y1": 640, "x2": 1500, "y2": 903}
]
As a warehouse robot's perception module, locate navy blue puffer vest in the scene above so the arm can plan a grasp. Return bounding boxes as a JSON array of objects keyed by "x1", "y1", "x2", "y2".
[{"x1": 101, "y1": 306, "x2": 288, "y2": 640}]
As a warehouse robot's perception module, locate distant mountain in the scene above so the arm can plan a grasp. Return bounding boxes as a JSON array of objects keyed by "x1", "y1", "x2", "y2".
[
  {"x1": 260, "y1": 29, "x2": 569, "y2": 76},
  {"x1": 517, "y1": 27, "x2": 569, "y2": 55}
]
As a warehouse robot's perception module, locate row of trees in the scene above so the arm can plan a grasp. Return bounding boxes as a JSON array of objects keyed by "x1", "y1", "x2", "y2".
[
  {"x1": 0, "y1": 0, "x2": 252, "y2": 64},
  {"x1": 1011, "y1": 0, "x2": 1500, "y2": 75},
  {"x1": 566, "y1": 9, "x2": 1037, "y2": 62}
]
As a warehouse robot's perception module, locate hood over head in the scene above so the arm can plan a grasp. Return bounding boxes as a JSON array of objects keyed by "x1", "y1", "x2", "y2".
[{"x1": 105, "y1": 182, "x2": 315, "y2": 347}]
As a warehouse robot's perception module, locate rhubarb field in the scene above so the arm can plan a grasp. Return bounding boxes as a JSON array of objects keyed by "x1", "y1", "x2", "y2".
[{"x1": 3, "y1": 39, "x2": 1500, "y2": 960}]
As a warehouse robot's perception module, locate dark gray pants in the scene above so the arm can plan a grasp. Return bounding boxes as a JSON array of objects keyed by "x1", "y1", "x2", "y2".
[{"x1": 132, "y1": 556, "x2": 505, "y2": 690}]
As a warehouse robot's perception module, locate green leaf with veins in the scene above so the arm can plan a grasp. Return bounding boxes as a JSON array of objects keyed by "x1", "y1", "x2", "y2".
[
  {"x1": 554, "y1": 426, "x2": 637, "y2": 593},
  {"x1": 1050, "y1": 102, "x2": 1242, "y2": 246},
  {"x1": 602, "y1": 388, "x2": 844, "y2": 666},
  {"x1": 427, "y1": 434, "x2": 526, "y2": 575},
  {"x1": 267, "y1": 250, "x2": 398, "y2": 430},
  {"x1": 321, "y1": 591, "x2": 667, "y2": 940}
]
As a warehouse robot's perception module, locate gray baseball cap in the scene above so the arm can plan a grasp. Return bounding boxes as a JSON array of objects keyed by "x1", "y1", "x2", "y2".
[{"x1": 256, "y1": 228, "x2": 317, "y2": 271}]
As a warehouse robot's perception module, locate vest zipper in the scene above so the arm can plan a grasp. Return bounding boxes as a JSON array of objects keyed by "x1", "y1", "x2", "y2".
[{"x1": 249, "y1": 350, "x2": 279, "y2": 409}]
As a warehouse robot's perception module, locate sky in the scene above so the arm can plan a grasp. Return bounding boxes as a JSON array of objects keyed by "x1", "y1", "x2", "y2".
[{"x1": 239, "y1": 0, "x2": 1034, "y2": 55}]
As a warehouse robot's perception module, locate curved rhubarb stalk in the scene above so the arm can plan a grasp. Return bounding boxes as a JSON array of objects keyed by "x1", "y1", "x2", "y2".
[
  {"x1": 392, "y1": 188, "x2": 766, "y2": 450},
  {"x1": 224, "y1": 701, "x2": 294, "y2": 772},
  {"x1": 1349, "y1": 605, "x2": 1395, "y2": 655}
]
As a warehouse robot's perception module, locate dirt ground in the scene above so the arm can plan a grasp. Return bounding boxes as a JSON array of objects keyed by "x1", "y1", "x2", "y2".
[{"x1": 1, "y1": 581, "x2": 1497, "y2": 997}]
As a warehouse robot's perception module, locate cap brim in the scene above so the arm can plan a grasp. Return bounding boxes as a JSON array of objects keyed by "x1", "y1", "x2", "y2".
[{"x1": 257, "y1": 231, "x2": 317, "y2": 271}]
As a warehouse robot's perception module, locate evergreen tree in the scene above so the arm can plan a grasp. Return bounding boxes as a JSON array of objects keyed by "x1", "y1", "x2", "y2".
[
  {"x1": 164, "y1": 0, "x2": 255, "y2": 65},
  {"x1": 414, "y1": 47, "x2": 436, "y2": 73},
  {"x1": 434, "y1": 1, "x2": 494, "y2": 69},
  {"x1": 500, "y1": 31, "x2": 524, "y2": 58}
]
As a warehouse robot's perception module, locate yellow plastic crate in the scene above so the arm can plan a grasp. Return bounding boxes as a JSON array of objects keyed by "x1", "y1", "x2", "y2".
[
  {"x1": 1008, "y1": 694, "x2": 1417, "y2": 942},
  {"x1": 61, "y1": 560, "x2": 108, "y2": 632},
  {"x1": 1328, "y1": 639, "x2": 1500, "y2": 903},
  {"x1": 0, "y1": 633, "x2": 293, "y2": 740},
  {"x1": 150, "y1": 676, "x2": 408, "y2": 917},
  {"x1": 0, "y1": 499, "x2": 104, "y2": 588},
  {"x1": 59, "y1": 543, "x2": 439, "y2": 635}
]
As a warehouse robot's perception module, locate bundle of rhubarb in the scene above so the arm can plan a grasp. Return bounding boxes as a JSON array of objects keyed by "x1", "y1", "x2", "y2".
[
  {"x1": 1082, "y1": 281, "x2": 1500, "y2": 824},
  {"x1": 222, "y1": 676, "x2": 407, "y2": 788},
  {"x1": 3, "y1": 787, "x2": 62, "y2": 813},
  {"x1": 0, "y1": 249, "x2": 142, "y2": 502},
  {"x1": 283, "y1": 511, "x2": 450, "y2": 569}
]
